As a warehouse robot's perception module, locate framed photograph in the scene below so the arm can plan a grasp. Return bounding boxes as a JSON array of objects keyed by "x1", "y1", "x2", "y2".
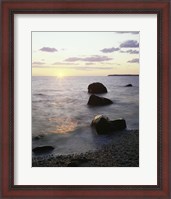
[{"x1": 1, "y1": 0, "x2": 170, "y2": 198}]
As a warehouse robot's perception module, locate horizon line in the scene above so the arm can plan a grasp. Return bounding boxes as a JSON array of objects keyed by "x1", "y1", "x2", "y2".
[{"x1": 32, "y1": 74, "x2": 139, "y2": 77}]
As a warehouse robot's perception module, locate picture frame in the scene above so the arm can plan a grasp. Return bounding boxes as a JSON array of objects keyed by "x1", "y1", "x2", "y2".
[{"x1": 1, "y1": 0, "x2": 170, "y2": 198}]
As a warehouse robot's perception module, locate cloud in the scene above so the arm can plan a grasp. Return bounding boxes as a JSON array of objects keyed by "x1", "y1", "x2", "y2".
[
  {"x1": 127, "y1": 58, "x2": 139, "y2": 63},
  {"x1": 65, "y1": 55, "x2": 113, "y2": 62},
  {"x1": 32, "y1": 62, "x2": 79, "y2": 68},
  {"x1": 32, "y1": 64, "x2": 114, "y2": 71},
  {"x1": 114, "y1": 31, "x2": 139, "y2": 34},
  {"x1": 52, "y1": 62, "x2": 78, "y2": 65},
  {"x1": 100, "y1": 47, "x2": 120, "y2": 53},
  {"x1": 120, "y1": 49, "x2": 139, "y2": 54},
  {"x1": 32, "y1": 61, "x2": 45, "y2": 65},
  {"x1": 39, "y1": 47, "x2": 57, "y2": 52},
  {"x1": 85, "y1": 62, "x2": 95, "y2": 65},
  {"x1": 100, "y1": 62, "x2": 120, "y2": 66},
  {"x1": 120, "y1": 40, "x2": 139, "y2": 48},
  {"x1": 75, "y1": 66, "x2": 114, "y2": 71},
  {"x1": 65, "y1": 57, "x2": 81, "y2": 62}
]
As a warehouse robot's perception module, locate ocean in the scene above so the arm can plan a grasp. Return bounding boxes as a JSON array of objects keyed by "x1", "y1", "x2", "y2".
[{"x1": 32, "y1": 76, "x2": 139, "y2": 156}]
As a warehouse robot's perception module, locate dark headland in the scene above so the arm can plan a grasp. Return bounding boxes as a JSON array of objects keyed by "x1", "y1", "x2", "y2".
[{"x1": 108, "y1": 74, "x2": 139, "y2": 76}]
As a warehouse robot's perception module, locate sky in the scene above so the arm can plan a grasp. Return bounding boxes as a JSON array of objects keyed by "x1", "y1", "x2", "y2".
[{"x1": 32, "y1": 31, "x2": 139, "y2": 76}]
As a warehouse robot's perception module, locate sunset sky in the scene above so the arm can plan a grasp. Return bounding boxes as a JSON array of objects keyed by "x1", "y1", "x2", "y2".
[{"x1": 32, "y1": 31, "x2": 139, "y2": 76}]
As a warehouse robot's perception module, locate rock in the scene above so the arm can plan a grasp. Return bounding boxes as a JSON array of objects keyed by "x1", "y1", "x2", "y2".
[
  {"x1": 32, "y1": 146, "x2": 54, "y2": 154},
  {"x1": 67, "y1": 161, "x2": 79, "y2": 167},
  {"x1": 110, "y1": 118, "x2": 127, "y2": 131},
  {"x1": 91, "y1": 115, "x2": 126, "y2": 134},
  {"x1": 125, "y1": 84, "x2": 133, "y2": 87},
  {"x1": 88, "y1": 82, "x2": 107, "y2": 94},
  {"x1": 33, "y1": 134, "x2": 44, "y2": 140},
  {"x1": 91, "y1": 115, "x2": 111, "y2": 134},
  {"x1": 91, "y1": 115, "x2": 109, "y2": 126},
  {"x1": 88, "y1": 94, "x2": 113, "y2": 106},
  {"x1": 67, "y1": 158, "x2": 92, "y2": 167}
]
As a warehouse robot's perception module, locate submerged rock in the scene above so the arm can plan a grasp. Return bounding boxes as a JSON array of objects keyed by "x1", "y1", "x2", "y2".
[
  {"x1": 33, "y1": 134, "x2": 45, "y2": 140},
  {"x1": 125, "y1": 84, "x2": 133, "y2": 87},
  {"x1": 91, "y1": 115, "x2": 126, "y2": 134},
  {"x1": 32, "y1": 146, "x2": 54, "y2": 154},
  {"x1": 88, "y1": 82, "x2": 107, "y2": 94},
  {"x1": 88, "y1": 94, "x2": 113, "y2": 106}
]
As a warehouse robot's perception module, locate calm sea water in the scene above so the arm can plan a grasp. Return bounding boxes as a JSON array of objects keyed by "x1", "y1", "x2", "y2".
[{"x1": 32, "y1": 76, "x2": 139, "y2": 156}]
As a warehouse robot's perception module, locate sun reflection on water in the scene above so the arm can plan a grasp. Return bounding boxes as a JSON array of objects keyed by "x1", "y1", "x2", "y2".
[{"x1": 48, "y1": 117, "x2": 78, "y2": 134}]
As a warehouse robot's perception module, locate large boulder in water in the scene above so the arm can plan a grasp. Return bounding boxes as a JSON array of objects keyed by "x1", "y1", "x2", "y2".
[
  {"x1": 88, "y1": 82, "x2": 107, "y2": 94},
  {"x1": 91, "y1": 115, "x2": 110, "y2": 134},
  {"x1": 32, "y1": 146, "x2": 54, "y2": 155},
  {"x1": 91, "y1": 115, "x2": 126, "y2": 134},
  {"x1": 88, "y1": 94, "x2": 113, "y2": 106}
]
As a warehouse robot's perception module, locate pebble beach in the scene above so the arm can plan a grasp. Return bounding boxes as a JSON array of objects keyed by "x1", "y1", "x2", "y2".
[{"x1": 32, "y1": 130, "x2": 139, "y2": 167}]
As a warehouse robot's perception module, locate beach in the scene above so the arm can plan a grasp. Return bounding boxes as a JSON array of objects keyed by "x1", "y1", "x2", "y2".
[{"x1": 32, "y1": 129, "x2": 139, "y2": 167}]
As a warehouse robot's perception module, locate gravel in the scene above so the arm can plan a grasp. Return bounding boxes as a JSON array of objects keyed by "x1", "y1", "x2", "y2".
[{"x1": 32, "y1": 130, "x2": 139, "y2": 167}]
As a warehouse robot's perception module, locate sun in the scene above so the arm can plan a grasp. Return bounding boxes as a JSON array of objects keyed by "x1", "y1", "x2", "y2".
[{"x1": 58, "y1": 72, "x2": 64, "y2": 78}]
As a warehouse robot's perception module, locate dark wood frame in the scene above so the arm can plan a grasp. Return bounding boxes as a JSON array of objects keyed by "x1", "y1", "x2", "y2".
[{"x1": 1, "y1": 0, "x2": 170, "y2": 198}]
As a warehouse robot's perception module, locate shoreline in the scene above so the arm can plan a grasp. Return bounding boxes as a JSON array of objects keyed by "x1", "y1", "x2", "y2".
[{"x1": 32, "y1": 130, "x2": 139, "y2": 167}]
